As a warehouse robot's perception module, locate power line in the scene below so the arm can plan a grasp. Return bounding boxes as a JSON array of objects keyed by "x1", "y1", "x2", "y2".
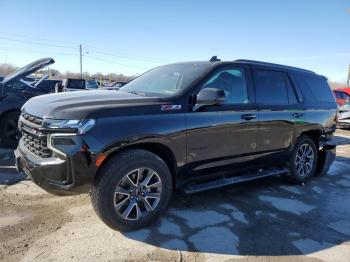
[
  {"x1": 0, "y1": 31, "x2": 79, "y2": 46},
  {"x1": 0, "y1": 36, "x2": 77, "y2": 49},
  {"x1": 85, "y1": 45, "x2": 170, "y2": 63},
  {"x1": 0, "y1": 32, "x2": 169, "y2": 64},
  {"x1": 84, "y1": 55, "x2": 149, "y2": 70},
  {"x1": 0, "y1": 46, "x2": 76, "y2": 56}
]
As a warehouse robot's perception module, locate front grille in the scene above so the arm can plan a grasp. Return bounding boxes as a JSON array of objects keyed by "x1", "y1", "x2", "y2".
[
  {"x1": 22, "y1": 132, "x2": 52, "y2": 158},
  {"x1": 19, "y1": 113, "x2": 52, "y2": 158}
]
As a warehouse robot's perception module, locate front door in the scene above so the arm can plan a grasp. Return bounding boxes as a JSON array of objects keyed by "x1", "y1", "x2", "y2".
[{"x1": 186, "y1": 65, "x2": 258, "y2": 175}]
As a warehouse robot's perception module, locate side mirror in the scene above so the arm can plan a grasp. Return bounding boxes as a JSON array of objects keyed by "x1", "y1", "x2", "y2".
[{"x1": 193, "y1": 87, "x2": 225, "y2": 111}]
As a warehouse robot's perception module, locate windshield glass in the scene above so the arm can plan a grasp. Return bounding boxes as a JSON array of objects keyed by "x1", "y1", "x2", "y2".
[
  {"x1": 6, "y1": 80, "x2": 31, "y2": 90},
  {"x1": 120, "y1": 62, "x2": 212, "y2": 97}
]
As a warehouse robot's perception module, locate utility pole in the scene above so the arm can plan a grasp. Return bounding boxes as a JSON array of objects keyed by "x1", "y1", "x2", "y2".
[{"x1": 79, "y1": 44, "x2": 83, "y2": 78}]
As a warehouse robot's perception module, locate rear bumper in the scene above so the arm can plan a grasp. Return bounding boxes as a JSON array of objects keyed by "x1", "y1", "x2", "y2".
[
  {"x1": 316, "y1": 140, "x2": 336, "y2": 176},
  {"x1": 337, "y1": 119, "x2": 350, "y2": 128},
  {"x1": 15, "y1": 139, "x2": 96, "y2": 195}
]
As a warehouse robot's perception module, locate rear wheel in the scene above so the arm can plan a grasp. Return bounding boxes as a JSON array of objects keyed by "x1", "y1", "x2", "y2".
[
  {"x1": 90, "y1": 149, "x2": 172, "y2": 231},
  {"x1": 287, "y1": 136, "x2": 318, "y2": 184},
  {"x1": 0, "y1": 111, "x2": 20, "y2": 147}
]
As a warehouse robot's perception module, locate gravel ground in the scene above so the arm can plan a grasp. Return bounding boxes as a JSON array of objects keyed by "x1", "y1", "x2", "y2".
[{"x1": 0, "y1": 130, "x2": 350, "y2": 262}]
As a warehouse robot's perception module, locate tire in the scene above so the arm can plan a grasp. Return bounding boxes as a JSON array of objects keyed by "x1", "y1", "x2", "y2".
[
  {"x1": 90, "y1": 149, "x2": 173, "y2": 231},
  {"x1": 0, "y1": 111, "x2": 20, "y2": 147},
  {"x1": 287, "y1": 135, "x2": 318, "y2": 184}
]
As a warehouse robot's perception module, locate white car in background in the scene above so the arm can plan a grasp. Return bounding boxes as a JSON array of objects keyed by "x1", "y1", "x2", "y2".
[{"x1": 338, "y1": 102, "x2": 350, "y2": 128}]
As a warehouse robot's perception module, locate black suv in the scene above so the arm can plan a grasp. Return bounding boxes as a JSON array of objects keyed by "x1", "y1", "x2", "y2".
[{"x1": 15, "y1": 58, "x2": 337, "y2": 231}]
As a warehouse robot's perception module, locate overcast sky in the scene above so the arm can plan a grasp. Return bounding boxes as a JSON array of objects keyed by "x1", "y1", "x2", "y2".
[{"x1": 0, "y1": 0, "x2": 349, "y2": 81}]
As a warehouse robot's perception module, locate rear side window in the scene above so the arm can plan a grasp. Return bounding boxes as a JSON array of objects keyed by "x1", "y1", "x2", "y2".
[
  {"x1": 254, "y1": 70, "x2": 297, "y2": 105},
  {"x1": 296, "y1": 74, "x2": 334, "y2": 102}
]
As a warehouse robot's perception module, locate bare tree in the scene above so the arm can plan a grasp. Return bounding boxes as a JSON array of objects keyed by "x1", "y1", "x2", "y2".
[
  {"x1": 328, "y1": 80, "x2": 348, "y2": 89},
  {"x1": 0, "y1": 62, "x2": 135, "y2": 82}
]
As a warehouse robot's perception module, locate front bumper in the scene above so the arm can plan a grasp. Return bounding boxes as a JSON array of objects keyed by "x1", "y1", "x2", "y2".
[{"x1": 15, "y1": 139, "x2": 96, "y2": 195}]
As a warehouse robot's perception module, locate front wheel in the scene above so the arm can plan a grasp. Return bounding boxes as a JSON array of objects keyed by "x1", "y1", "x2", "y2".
[
  {"x1": 91, "y1": 149, "x2": 172, "y2": 231},
  {"x1": 287, "y1": 135, "x2": 318, "y2": 184}
]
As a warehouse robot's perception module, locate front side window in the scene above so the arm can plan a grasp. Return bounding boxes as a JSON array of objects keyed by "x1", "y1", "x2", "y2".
[
  {"x1": 255, "y1": 70, "x2": 290, "y2": 105},
  {"x1": 201, "y1": 68, "x2": 249, "y2": 104}
]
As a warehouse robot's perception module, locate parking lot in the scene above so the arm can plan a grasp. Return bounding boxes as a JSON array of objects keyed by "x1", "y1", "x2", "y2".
[{"x1": 0, "y1": 130, "x2": 349, "y2": 262}]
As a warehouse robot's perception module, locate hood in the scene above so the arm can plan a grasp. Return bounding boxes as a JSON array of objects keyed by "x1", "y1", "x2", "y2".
[
  {"x1": 22, "y1": 90, "x2": 162, "y2": 119},
  {"x1": 1, "y1": 58, "x2": 55, "y2": 85}
]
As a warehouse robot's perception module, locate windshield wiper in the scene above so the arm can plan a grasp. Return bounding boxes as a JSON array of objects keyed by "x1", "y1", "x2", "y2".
[{"x1": 127, "y1": 90, "x2": 146, "y2": 96}]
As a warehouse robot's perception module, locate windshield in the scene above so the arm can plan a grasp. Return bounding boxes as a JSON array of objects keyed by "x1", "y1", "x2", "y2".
[{"x1": 120, "y1": 62, "x2": 212, "y2": 97}]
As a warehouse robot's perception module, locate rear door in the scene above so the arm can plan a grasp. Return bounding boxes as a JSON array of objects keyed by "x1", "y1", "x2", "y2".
[
  {"x1": 186, "y1": 65, "x2": 258, "y2": 174},
  {"x1": 253, "y1": 67, "x2": 302, "y2": 155}
]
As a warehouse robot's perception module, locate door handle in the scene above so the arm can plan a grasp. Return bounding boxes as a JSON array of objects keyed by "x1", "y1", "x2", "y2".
[
  {"x1": 292, "y1": 112, "x2": 303, "y2": 118},
  {"x1": 241, "y1": 114, "x2": 256, "y2": 120}
]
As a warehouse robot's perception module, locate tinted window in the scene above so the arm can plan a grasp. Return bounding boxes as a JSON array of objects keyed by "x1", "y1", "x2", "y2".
[
  {"x1": 255, "y1": 70, "x2": 289, "y2": 105},
  {"x1": 86, "y1": 80, "x2": 99, "y2": 89},
  {"x1": 202, "y1": 68, "x2": 248, "y2": 104},
  {"x1": 285, "y1": 74, "x2": 298, "y2": 104},
  {"x1": 296, "y1": 74, "x2": 335, "y2": 102},
  {"x1": 67, "y1": 79, "x2": 85, "y2": 89}
]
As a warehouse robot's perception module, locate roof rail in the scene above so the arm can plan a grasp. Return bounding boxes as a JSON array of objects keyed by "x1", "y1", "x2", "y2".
[{"x1": 235, "y1": 59, "x2": 315, "y2": 74}]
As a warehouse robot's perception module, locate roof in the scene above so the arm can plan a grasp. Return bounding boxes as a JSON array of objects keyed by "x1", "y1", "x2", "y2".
[
  {"x1": 234, "y1": 59, "x2": 316, "y2": 74},
  {"x1": 165, "y1": 59, "x2": 317, "y2": 75}
]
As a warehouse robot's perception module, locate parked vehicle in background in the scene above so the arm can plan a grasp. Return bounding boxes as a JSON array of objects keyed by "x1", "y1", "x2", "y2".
[
  {"x1": 335, "y1": 87, "x2": 350, "y2": 95},
  {"x1": 56, "y1": 78, "x2": 99, "y2": 92},
  {"x1": 337, "y1": 101, "x2": 350, "y2": 128},
  {"x1": 99, "y1": 81, "x2": 128, "y2": 91},
  {"x1": 33, "y1": 79, "x2": 62, "y2": 93},
  {"x1": 111, "y1": 81, "x2": 128, "y2": 88},
  {"x1": 0, "y1": 57, "x2": 55, "y2": 147},
  {"x1": 15, "y1": 58, "x2": 337, "y2": 231},
  {"x1": 333, "y1": 89, "x2": 350, "y2": 106}
]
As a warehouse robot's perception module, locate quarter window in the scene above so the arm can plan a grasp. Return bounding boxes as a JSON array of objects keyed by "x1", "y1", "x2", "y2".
[{"x1": 202, "y1": 69, "x2": 249, "y2": 104}]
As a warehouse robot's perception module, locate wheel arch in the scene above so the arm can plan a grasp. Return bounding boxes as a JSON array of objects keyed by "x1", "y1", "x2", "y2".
[
  {"x1": 95, "y1": 142, "x2": 178, "y2": 188},
  {"x1": 299, "y1": 129, "x2": 322, "y2": 148},
  {"x1": 0, "y1": 108, "x2": 21, "y2": 121}
]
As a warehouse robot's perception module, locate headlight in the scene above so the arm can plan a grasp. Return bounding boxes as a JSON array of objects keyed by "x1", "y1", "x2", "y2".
[{"x1": 47, "y1": 119, "x2": 96, "y2": 135}]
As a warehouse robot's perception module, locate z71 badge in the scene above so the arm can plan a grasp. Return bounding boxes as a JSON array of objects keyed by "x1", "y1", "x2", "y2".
[{"x1": 161, "y1": 105, "x2": 182, "y2": 111}]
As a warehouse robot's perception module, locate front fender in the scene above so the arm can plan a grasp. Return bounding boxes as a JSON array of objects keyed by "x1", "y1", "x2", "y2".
[{"x1": 88, "y1": 114, "x2": 187, "y2": 169}]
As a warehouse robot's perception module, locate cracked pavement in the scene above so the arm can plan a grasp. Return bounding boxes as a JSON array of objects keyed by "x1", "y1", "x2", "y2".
[{"x1": 0, "y1": 130, "x2": 350, "y2": 261}]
